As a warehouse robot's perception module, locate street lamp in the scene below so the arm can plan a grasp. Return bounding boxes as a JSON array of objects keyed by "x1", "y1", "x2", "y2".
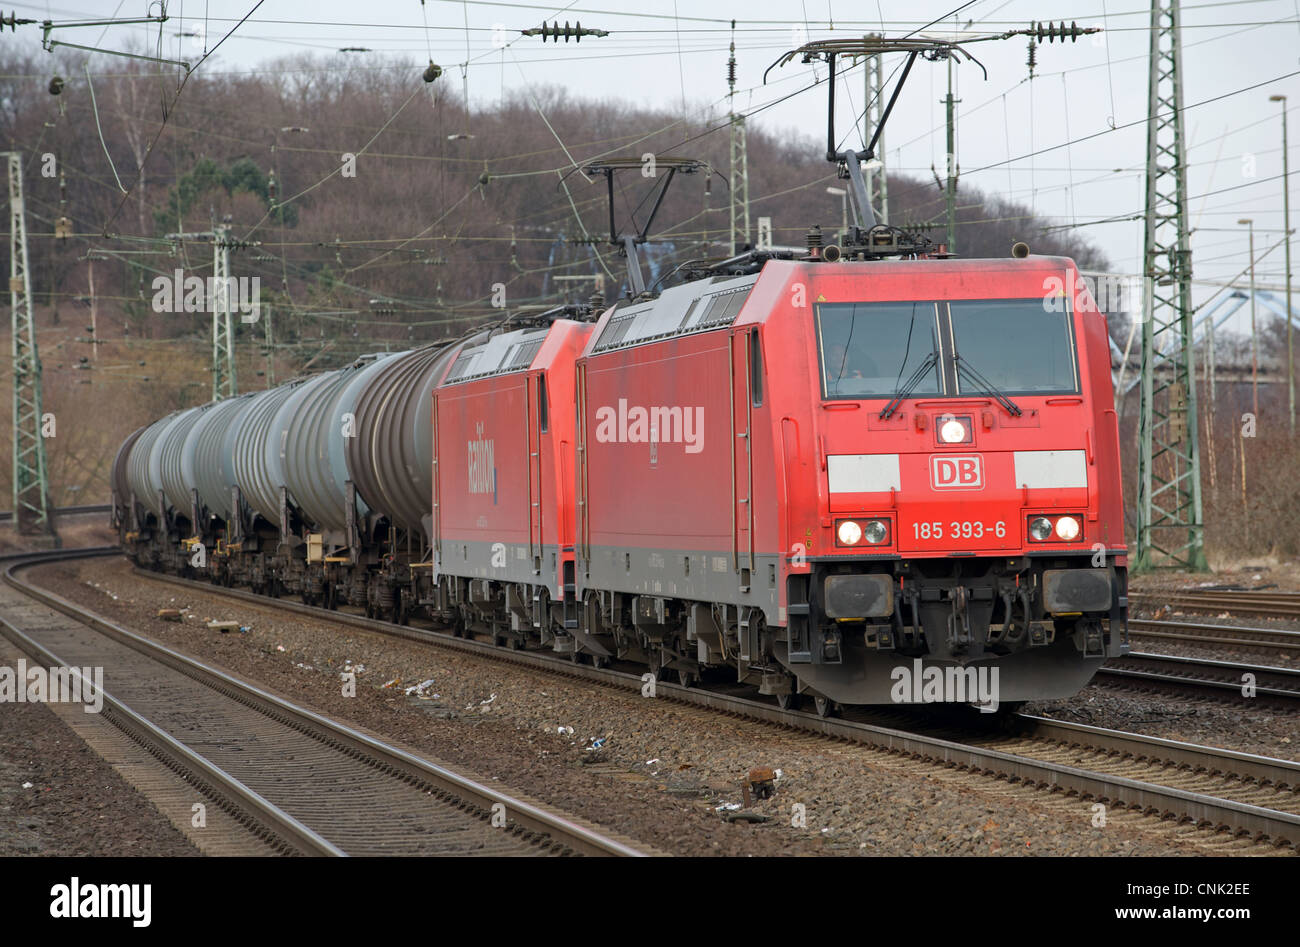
[
  {"x1": 1270, "y1": 94, "x2": 1294, "y2": 434},
  {"x1": 1239, "y1": 218, "x2": 1259, "y2": 419},
  {"x1": 826, "y1": 186, "x2": 847, "y2": 239}
]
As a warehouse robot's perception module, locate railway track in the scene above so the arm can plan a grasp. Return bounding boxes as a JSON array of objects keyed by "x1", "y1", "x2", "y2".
[
  {"x1": 1099, "y1": 651, "x2": 1300, "y2": 702},
  {"x1": 118, "y1": 558, "x2": 1300, "y2": 848},
  {"x1": 1129, "y1": 618, "x2": 1300, "y2": 654},
  {"x1": 1130, "y1": 589, "x2": 1300, "y2": 620},
  {"x1": 0, "y1": 549, "x2": 649, "y2": 857},
  {"x1": 0, "y1": 503, "x2": 110, "y2": 523}
]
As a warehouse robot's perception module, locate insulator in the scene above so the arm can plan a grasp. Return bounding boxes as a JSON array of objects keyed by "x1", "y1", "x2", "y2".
[
  {"x1": 727, "y1": 58, "x2": 736, "y2": 86},
  {"x1": 54, "y1": 216, "x2": 71, "y2": 239},
  {"x1": 806, "y1": 224, "x2": 824, "y2": 251},
  {"x1": 532, "y1": 19, "x2": 605, "y2": 42}
]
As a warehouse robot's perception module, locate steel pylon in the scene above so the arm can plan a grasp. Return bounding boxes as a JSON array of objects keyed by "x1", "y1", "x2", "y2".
[
  {"x1": 212, "y1": 224, "x2": 237, "y2": 400},
  {"x1": 1136, "y1": 0, "x2": 1207, "y2": 571},
  {"x1": 861, "y1": 40, "x2": 889, "y2": 225},
  {"x1": 5, "y1": 152, "x2": 54, "y2": 537},
  {"x1": 727, "y1": 30, "x2": 750, "y2": 255}
]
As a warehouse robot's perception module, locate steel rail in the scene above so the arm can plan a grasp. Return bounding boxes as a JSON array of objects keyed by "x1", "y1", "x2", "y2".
[
  {"x1": 0, "y1": 616, "x2": 344, "y2": 855},
  {"x1": 1131, "y1": 590, "x2": 1300, "y2": 619},
  {"x1": 1098, "y1": 651, "x2": 1300, "y2": 701},
  {"x1": 0, "y1": 550, "x2": 341, "y2": 855},
  {"x1": 0, "y1": 503, "x2": 111, "y2": 522},
  {"x1": 131, "y1": 561, "x2": 1300, "y2": 846},
  {"x1": 1129, "y1": 618, "x2": 1300, "y2": 652},
  {"x1": 7, "y1": 551, "x2": 651, "y2": 857}
]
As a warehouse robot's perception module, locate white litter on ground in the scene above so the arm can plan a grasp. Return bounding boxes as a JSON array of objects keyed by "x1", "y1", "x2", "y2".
[{"x1": 404, "y1": 678, "x2": 438, "y2": 698}]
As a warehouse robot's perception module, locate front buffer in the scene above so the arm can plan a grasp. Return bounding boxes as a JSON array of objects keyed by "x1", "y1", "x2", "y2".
[{"x1": 781, "y1": 550, "x2": 1128, "y2": 708}]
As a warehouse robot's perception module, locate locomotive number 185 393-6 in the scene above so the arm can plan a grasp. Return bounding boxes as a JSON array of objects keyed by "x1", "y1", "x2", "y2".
[{"x1": 912, "y1": 520, "x2": 1007, "y2": 540}]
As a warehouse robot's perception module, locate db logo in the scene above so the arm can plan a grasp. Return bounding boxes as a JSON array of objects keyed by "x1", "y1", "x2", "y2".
[{"x1": 930, "y1": 454, "x2": 983, "y2": 489}]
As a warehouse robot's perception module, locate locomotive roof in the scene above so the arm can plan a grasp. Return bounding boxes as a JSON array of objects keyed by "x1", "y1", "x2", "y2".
[
  {"x1": 584, "y1": 254, "x2": 1081, "y2": 357},
  {"x1": 590, "y1": 273, "x2": 759, "y2": 355},
  {"x1": 442, "y1": 325, "x2": 551, "y2": 384}
]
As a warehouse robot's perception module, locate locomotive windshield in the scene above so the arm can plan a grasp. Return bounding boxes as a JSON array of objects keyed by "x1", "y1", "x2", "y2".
[
  {"x1": 816, "y1": 298, "x2": 1078, "y2": 400},
  {"x1": 817, "y1": 301, "x2": 942, "y2": 399},
  {"x1": 948, "y1": 299, "x2": 1077, "y2": 395}
]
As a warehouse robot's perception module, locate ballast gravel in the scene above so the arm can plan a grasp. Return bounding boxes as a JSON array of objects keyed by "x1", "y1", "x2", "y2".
[{"x1": 19, "y1": 556, "x2": 1293, "y2": 856}]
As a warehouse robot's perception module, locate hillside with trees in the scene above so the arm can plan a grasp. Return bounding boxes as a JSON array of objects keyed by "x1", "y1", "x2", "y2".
[{"x1": 2, "y1": 49, "x2": 1112, "y2": 509}]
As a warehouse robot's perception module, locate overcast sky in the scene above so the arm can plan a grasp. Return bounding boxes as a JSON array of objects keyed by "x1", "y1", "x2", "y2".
[{"x1": 13, "y1": 0, "x2": 1300, "y2": 331}]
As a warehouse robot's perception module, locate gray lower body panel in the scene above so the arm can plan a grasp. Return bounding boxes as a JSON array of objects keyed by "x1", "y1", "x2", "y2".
[
  {"x1": 578, "y1": 544, "x2": 780, "y2": 622},
  {"x1": 437, "y1": 538, "x2": 563, "y2": 598}
]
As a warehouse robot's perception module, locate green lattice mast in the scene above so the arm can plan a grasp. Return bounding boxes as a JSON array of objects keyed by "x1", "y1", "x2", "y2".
[
  {"x1": 1136, "y1": 0, "x2": 1207, "y2": 570},
  {"x1": 5, "y1": 152, "x2": 54, "y2": 536}
]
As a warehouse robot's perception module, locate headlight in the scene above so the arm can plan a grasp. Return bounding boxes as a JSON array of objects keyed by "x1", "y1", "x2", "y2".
[
  {"x1": 1055, "y1": 515, "x2": 1081, "y2": 541},
  {"x1": 939, "y1": 418, "x2": 968, "y2": 443},
  {"x1": 837, "y1": 520, "x2": 863, "y2": 545},
  {"x1": 1029, "y1": 516, "x2": 1053, "y2": 541},
  {"x1": 863, "y1": 519, "x2": 888, "y2": 544}
]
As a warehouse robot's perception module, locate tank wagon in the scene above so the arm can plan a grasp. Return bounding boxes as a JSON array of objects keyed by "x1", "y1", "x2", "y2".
[{"x1": 117, "y1": 335, "x2": 483, "y2": 621}]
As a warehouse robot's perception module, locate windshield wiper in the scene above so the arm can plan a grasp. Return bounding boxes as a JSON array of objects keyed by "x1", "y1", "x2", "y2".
[
  {"x1": 953, "y1": 354, "x2": 1023, "y2": 417},
  {"x1": 878, "y1": 350, "x2": 938, "y2": 420}
]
